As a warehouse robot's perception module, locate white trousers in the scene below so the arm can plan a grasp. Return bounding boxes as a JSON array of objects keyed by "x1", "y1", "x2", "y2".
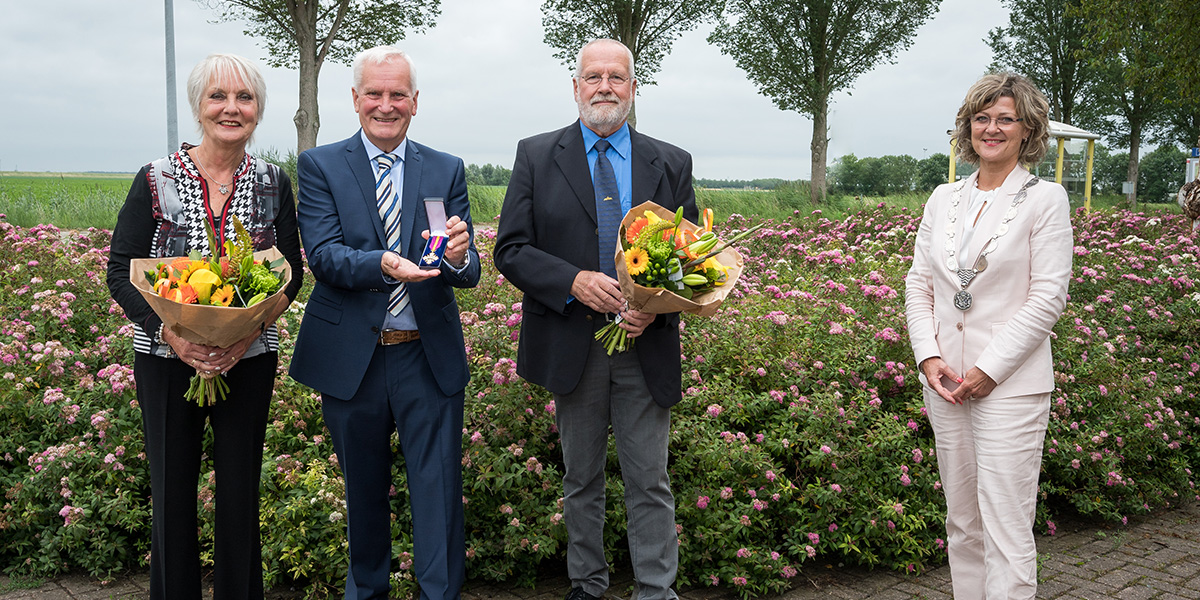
[{"x1": 924, "y1": 389, "x2": 1050, "y2": 600}]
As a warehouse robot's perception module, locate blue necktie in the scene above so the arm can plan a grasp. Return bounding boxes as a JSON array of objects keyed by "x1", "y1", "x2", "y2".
[
  {"x1": 375, "y1": 153, "x2": 409, "y2": 315},
  {"x1": 592, "y1": 139, "x2": 621, "y2": 279}
]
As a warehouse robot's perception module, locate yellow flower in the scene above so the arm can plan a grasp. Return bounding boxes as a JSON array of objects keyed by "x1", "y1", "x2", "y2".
[
  {"x1": 210, "y1": 284, "x2": 235, "y2": 307},
  {"x1": 625, "y1": 247, "x2": 650, "y2": 276},
  {"x1": 703, "y1": 256, "x2": 730, "y2": 285},
  {"x1": 643, "y1": 210, "x2": 663, "y2": 224}
]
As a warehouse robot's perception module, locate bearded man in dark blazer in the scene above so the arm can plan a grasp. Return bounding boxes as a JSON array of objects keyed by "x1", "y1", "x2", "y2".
[{"x1": 493, "y1": 38, "x2": 697, "y2": 600}]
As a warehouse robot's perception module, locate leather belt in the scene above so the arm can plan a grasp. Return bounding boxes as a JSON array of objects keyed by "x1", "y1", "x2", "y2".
[{"x1": 379, "y1": 329, "x2": 420, "y2": 345}]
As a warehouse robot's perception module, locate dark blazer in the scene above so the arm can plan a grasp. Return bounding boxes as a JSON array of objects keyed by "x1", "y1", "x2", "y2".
[
  {"x1": 289, "y1": 133, "x2": 480, "y2": 400},
  {"x1": 493, "y1": 121, "x2": 697, "y2": 408}
]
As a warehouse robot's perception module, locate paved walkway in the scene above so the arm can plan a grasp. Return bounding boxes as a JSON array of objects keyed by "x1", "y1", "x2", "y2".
[{"x1": 2, "y1": 503, "x2": 1197, "y2": 599}]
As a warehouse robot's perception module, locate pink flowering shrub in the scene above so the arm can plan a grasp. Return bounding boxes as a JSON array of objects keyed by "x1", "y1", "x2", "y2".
[{"x1": 1, "y1": 205, "x2": 1197, "y2": 598}]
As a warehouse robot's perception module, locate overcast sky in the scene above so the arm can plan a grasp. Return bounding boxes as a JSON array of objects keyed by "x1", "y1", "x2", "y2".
[{"x1": 1, "y1": 0, "x2": 1011, "y2": 180}]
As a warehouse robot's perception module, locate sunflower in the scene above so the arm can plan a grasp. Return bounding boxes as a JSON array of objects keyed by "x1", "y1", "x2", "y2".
[{"x1": 625, "y1": 247, "x2": 650, "y2": 276}]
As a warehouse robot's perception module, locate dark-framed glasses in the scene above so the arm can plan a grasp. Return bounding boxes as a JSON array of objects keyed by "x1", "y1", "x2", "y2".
[
  {"x1": 971, "y1": 115, "x2": 1023, "y2": 128},
  {"x1": 580, "y1": 73, "x2": 631, "y2": 87}
]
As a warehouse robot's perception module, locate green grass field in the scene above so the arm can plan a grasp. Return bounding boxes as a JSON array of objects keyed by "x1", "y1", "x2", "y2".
[
  {"x1": 0, "y1": 172, "x2": 135, "y2": 230},
  {"x1": 0, "y1": 172, "x2": 1174, "y2": 231}
]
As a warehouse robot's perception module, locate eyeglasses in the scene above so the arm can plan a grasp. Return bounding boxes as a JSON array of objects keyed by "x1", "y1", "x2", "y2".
[
  {"x1": 971, "y1": 115, "x2": 1023, "y2": 128},
  {"x1": 579, "y1": 73, "x2": 631, "y2": 87}
]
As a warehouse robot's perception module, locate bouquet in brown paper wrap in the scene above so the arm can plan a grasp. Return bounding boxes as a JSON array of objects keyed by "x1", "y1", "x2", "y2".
[
  {"x1": 596, "y1": 201, "x2": 764, "y2": 354},
  {"x1": 130, "y1": 217, "x2": 291, "y2": 405}
]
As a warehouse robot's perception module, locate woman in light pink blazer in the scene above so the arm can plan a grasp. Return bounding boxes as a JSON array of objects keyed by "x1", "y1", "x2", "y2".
[{"x1": 906, "y1": 73, "x2": 1073, "y2": 600}]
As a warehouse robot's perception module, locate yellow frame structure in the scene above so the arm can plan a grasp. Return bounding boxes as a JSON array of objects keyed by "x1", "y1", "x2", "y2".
[{"x1": 949, "y1": 120, "x2": 1101, "y2": 210}]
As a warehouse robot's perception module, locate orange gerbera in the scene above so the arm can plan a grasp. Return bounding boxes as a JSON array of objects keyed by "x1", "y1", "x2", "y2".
[
  {"x1": 625, "y1": 247, "x2": 649, "y2": 276},
  {"x1": 625, "y1": 217, "x2": 648, "y2": 244}
]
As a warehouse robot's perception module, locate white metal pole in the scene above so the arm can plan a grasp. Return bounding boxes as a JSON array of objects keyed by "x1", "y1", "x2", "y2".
[{"x1": 165, "y1": 0, "x2": 179, "y2": 154}]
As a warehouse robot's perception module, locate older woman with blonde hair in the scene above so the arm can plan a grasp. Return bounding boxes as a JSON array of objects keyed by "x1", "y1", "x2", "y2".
[
  {"x1": 107, "y1": 54, "x2": 303, "y2": 600},
  {"x1": 905, "y1": 72, "x2": 1073, "y2": 599}
]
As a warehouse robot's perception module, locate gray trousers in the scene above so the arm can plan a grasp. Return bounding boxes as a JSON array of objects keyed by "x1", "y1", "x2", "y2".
[{"x1": 554, "y1": 340, "x2": 678, "y2": 600}]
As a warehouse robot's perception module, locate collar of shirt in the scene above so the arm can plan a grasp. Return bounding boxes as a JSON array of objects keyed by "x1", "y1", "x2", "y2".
[
  {"x1": 361, "y1": 130, "x2": 407, "y2": 190},
  {"x1": 579, "y1": 121, "x2": 633, "y2": 215}
]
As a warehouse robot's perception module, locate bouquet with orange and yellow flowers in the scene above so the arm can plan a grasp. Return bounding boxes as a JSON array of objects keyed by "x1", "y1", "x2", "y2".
[
  {"x1": 596, "y1": 201, "x2": 765, "y2": 354},
  {"x1": 131, "y1": 217, "x2": 290, "y2": 405}
]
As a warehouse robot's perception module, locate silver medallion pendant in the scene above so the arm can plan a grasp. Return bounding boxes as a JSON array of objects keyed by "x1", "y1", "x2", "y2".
[{"x1": 954, "y1": 290, "x2": 973, "y2": 311}]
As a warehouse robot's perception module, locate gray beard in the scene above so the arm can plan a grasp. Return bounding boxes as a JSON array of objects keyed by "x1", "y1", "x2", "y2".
[{"x1": 578, "y1": 97, "x2": 630, "y2": 133}]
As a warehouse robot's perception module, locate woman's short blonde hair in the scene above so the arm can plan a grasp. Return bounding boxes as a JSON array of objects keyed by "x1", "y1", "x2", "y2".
[
  {"x1": 186, "y1": 53, "x2": 267, "y2": 133},
  {"x1": 954, "y1": 72, "x2": 1050, "y2": 167}
]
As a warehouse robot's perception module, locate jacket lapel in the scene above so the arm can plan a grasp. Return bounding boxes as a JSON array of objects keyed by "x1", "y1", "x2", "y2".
[
  {"x1": 554, "y1": 122, "x2": 599, "y2": 225},
  {"x1": 401, "y1": 139, "x2": 422, "y2": 258},
  {"x1": 630, "y1": 128, "x2": 664, "y2": 206},
  {"x1": 344, "y1": 133, "x2": 389, "y2": 247}
]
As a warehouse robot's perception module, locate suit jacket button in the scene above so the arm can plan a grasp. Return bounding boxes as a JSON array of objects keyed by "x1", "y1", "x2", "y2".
[
  {"x1": 371, "y1": 326, "x2": 380, "y2": 333},
  {"x1": 595, "y1": 228, "x2": 599, "y2": 235},
  {"x1": 956, "y1": 322, "x2": 963, "y2": 331},
  {"x1": 586, "y1": 315, "x2": 593, "y2": 321}
]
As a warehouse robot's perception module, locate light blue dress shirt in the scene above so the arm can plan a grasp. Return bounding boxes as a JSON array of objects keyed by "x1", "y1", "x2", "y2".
[{"x1": 579, "y1": 122, "x2": 633, "y2": 216}]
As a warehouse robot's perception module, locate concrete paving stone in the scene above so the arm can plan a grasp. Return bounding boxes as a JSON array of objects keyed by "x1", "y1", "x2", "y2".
[
  {"x1": 1143, "y1": 547, "x2": 1193, "y2": 566},
  {"x1": 1078, "y1": 554, "x2": 1128, "y2": 574},
  {"x1": 1120, "y1": 552, "x2": 1190, "y2": 575},
  {"x1": 1049, "y1": 572, "x2": 1122, "y2": 596},
  {"x1": 1161, "y1": 559, "x2": 1200, "y2": 579},
  {"x1": 1095, "y1": 568, "x2": 1146, "y2": 590},
  {"x1": 1042, "y1": 560, "x2": 1096, "y2": 581},
  {"x1": 1034, "y1": 576, "x2": 1076, "y2": 598},
  {"x1": 890, "y1": 581, "x2": 951, "y2": 600},
  {"x1": 1112, "y1": 584, "x2": 1158, "y2": 600}
]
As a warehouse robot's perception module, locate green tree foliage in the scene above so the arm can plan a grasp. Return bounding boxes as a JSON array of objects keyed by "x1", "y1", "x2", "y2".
[
  {"x1": 540, "y1": 0, "x2": 724, "y2": 127},
  {"x1": 1090, "y1": 144, "x2": 1128, "y2": 195},
  {"x1": 200, "y1": 0, "x2": 442, "y2": 153},
  {"x1": 1154, "y1": 100, "x2": 1200, "y2": 152},
  {"x1": 465, "y1": 163, "x2": 513, "y2": 187},
  {"x1": 1137, "y1": 145, "x2": 1187, "y2": 204},
  {"x1": 916, "y1": 153, "x2": 951, "y2": 192},
  {"x1": 708, "y1": 0, "x2": 942, "y2": 204},
  {"x1": 1071, "y1": 3, "x2": 1167, "y2": 205},
  {"x1": 1076, "y1": 0, "x2": 1200, "y2": 106},
  {"x1": 985, "y1": 0, "x2": 1092, "y2": 124},
  {"x1": 830, "y1": 154, "x2": 920, "y2": 197}
]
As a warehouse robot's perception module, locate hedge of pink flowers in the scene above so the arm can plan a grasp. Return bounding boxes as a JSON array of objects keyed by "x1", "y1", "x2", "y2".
[{"x1": 0, "y1": 205, "x2": 1196, "y2": 598}]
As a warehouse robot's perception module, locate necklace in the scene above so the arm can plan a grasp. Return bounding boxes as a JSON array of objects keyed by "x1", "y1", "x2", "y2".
[
  {"x1": 192, "y1": 152, "x2": 235, "y2": 195},
  {"x1": 943, "y1": 175, "x2": 1039, "y2": 311}
]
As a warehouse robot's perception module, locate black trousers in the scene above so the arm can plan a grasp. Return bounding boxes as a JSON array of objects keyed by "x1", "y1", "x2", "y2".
[{"x1": 134, "y1": 351, "x2": 275, "y2": 600}]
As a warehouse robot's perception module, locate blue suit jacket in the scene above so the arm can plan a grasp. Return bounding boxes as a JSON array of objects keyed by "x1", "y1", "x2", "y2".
[{"x1": 289, "y1": 133, "x2": 480, "y2": 400}]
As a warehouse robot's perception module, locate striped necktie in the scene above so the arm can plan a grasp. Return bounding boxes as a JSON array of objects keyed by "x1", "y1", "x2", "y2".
[
  {"x1": 376, "y1": 153, "x2": 409, "y2": 315},
  {"x1": 592, "y1": 139, "x2": 622, "y2": 279}
]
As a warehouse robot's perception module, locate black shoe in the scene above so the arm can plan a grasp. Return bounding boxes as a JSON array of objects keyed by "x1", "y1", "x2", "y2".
[{"x1": 565, "y1": 587, "x2": 601, "y2": 600}]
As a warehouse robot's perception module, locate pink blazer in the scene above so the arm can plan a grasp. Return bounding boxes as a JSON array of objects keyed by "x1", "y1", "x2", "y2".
[{"x1": 906, "y1": 165, "x2": 1073, "y2": 398}]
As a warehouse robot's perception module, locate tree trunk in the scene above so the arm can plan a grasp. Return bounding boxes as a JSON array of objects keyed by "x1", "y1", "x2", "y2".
[
  {"x1": 1126, "y1": 120, "x2": 1141, "y2": 209},
  {"x1": 627, "y1": 100, "x2": 637, "y2": 130},
  {"x1": 295, "y1": 50, "x2": 321, "y2": 154},
  {"x1": 292, "y1": 2, "x2": 322, "y2": 155},
  {"x1": 810, "y1": 97, "x2": 829, "y2": 204}
]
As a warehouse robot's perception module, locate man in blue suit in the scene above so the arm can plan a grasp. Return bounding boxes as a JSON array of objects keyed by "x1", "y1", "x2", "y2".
[{"x1": 289, "y1": 46, "x2": 480, "y2": 600}]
